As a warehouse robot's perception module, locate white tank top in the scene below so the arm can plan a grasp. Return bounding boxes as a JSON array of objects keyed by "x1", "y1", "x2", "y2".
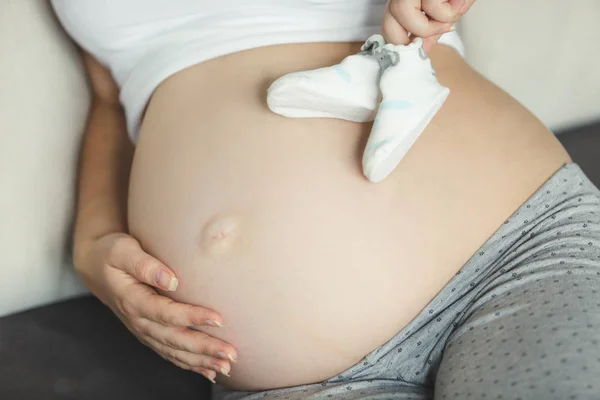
[{"x1": 51, "y1": 0, "x2": 387, "y2": 142}]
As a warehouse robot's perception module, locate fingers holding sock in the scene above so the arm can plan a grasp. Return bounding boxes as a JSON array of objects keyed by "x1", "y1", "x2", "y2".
[{"x1": 266, "y1": 30, "x2": 463, "y2": 184}]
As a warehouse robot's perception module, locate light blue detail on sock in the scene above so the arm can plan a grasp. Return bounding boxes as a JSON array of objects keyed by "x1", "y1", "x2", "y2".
[
  {"x1": 333, "y1": 65, "x2": 352, "y2": 83},
  {"x1": 366, "y1": 139, "x2": 391, "y2": 151},
  {"x1": 379, "y1": 100, "x2": 413, "y2": 110}
]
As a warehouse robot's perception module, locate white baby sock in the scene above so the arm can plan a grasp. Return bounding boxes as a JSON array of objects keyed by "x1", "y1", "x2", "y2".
[
  {"x1": 266, "y1": 31, "x2": 463, "y2": 125},
  {"x1": 266, "y1": 34, "x2": 385, "y2": 122},
  {"x1": 363, "y1": 38, "x2": 450, "y2": 183}
]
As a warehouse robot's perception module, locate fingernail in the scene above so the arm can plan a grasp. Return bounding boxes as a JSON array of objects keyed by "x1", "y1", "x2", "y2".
[
  {"x1": 168, "y1": 276, "x2": 179, "y2": 291},
  {"x1": 156, "y1": 270, "x2": 178, "y2": 291},
  {"x1": 219, "y1": 367, "x2": 231, "y2": 377},
  {"x1": 205, "y1": 319, "x2": 223, "y2": 328},
  {"x1": 217, "y1": 352, "x2": 236, "y2": 362},
  {"x1": 449, "y1": 24, "x2": 456, "y2": 31},
  {"x1": 204, "y1": 372, "x2": 216, "y2": 384}
]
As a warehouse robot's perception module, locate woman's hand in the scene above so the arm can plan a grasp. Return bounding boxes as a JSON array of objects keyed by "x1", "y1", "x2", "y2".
[
  {"x1": 382, "y1": 0, "x2": 476, "y2": 51},
  {"x1": 74, "y1": 232, "x2": 237, "y2": 383}
]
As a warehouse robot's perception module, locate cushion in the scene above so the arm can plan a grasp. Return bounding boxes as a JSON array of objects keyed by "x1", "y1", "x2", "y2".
[
  {"x1": 461, "y1": 0, "x2": 600, "y2": 130},
  {"x1": 0, "y1": 0, "x2": 89, "y2": 317}
]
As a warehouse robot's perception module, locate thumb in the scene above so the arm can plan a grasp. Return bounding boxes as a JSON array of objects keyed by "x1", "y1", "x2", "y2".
[
  {"x1": 107, "y1": 235, "x2": 179, "y2": 292},
  {"x1": 458, "y1": 0, "x2": 477, "y2": 17}
]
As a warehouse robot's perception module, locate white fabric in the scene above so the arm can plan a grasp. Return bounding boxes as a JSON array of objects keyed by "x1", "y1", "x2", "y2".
[
  {"x1": 266, "y1": 34, "x2": 458, "y2": 183},
  {"x1": 363, "y1": 39, "x2": 450, "y2": 182},
  {"x1": 267, "y1": 46, "x2": 383, "y2": 123},
  {"x1": 0, "y1": 0, "x2": 89, "y2": 317},
  {"x1": 266, "y1": 31, "x2": 463, "y2": 125},
  {"x1": 50, "y1": 0, "x2": 388, "y2": 142}
]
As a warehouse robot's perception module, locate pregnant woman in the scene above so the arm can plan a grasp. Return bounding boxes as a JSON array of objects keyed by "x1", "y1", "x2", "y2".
[{"x1": 51, "y1": 1, "x2": 600, "y2": 399}]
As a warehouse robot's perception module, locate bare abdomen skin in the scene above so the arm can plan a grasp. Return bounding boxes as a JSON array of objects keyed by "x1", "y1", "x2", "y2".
[{"x1": 127, "y1": 43, "x2": 570, "y2": 390}]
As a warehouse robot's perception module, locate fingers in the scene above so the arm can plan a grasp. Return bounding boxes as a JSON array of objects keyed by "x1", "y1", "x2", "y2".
[
  {"x1": 115, "y1": 281, "x2": 225, "y2": 330},
  {"x1": 170, "y1": 355, "x2": 216, "y2": 382},
  {"x1": 145, "y1": 336, "x2": 232, "y2": 378},
  {"x1": 170, "y1": 358, "x2": 218, "y2": 384},
  {"x1": 136, "y1": 318, "x2": 238, "y2": 362},
  {"x1": 422, "y1": 0, "x2": 466, "y2": 23},
  {"x1": 195, "y1": 366, "x2": 218, "y2": 384},
  {"x1": 151, "y1": 343, "x2": 218, "y2": 383},
  {"x1": 387, "y1": 0, "x2": 450, "y2": 40},
  {"x1": 133, "y1": 290, "x2": 224, "y2": 328},
  {"x1": 196, "y1": 367, "x2": 218, "y2": 384},
  {"x1": 458, "y1": 0, "x2": 476, "y2": 17},
  {"x1": 107, "y1": 235, "x2": 179, "y2": 292},
  {"x1": 423, "y1": 33, "x2": 443, "y2": 53},
  {"x1": 382, "y1": 1, "x2": 410, "y2": 45},
  {"x1": 383, "y1": 0, "x2": 475, "y2": 47}
]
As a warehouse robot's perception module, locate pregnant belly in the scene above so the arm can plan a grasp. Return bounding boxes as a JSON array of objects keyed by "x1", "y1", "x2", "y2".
[
  {"x1": 128, "y1": 110, "x2": 425, "y2": 390},
  {"x1": 128, "y1": 43, "x2": 570, "y2": 390}
]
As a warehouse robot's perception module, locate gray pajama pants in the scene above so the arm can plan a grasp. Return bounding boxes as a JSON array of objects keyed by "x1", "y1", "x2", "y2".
[{"x1": 215, "y1": 163, "x2": 600, "y2": 400}]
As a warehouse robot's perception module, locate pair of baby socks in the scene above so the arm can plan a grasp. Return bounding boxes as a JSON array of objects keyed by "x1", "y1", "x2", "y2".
[{"x1": 267, "y1": 32, "x2": 464, "y2": 182}]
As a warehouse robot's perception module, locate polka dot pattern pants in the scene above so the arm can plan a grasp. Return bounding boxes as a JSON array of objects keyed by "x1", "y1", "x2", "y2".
[{"x1": 215, "y1": 163, "x2": 600, "y2": 400}]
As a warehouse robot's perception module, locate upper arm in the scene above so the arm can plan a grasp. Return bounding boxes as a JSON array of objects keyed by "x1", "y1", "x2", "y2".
[{"x1": 81, "y1": 51, "x2": 120, "y2": 106}]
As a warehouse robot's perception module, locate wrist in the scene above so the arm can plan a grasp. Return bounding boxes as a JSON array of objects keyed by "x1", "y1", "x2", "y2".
[
  {"x1": 72, "y1": 234, "x2": 95, "y2": 274},
  {"x1": 73, "y1": 197, "x2": 128, "y2": 264}
]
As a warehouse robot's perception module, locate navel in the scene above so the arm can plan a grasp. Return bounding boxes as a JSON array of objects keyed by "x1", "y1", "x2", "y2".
[{"x1": 199, "y1": 215, "x2": 241, "y2": 255}]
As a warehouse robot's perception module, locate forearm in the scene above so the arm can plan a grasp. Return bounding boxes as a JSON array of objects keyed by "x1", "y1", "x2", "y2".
[{"x1": 73, "y1": 98, "x2": 134, "y2": 266}]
